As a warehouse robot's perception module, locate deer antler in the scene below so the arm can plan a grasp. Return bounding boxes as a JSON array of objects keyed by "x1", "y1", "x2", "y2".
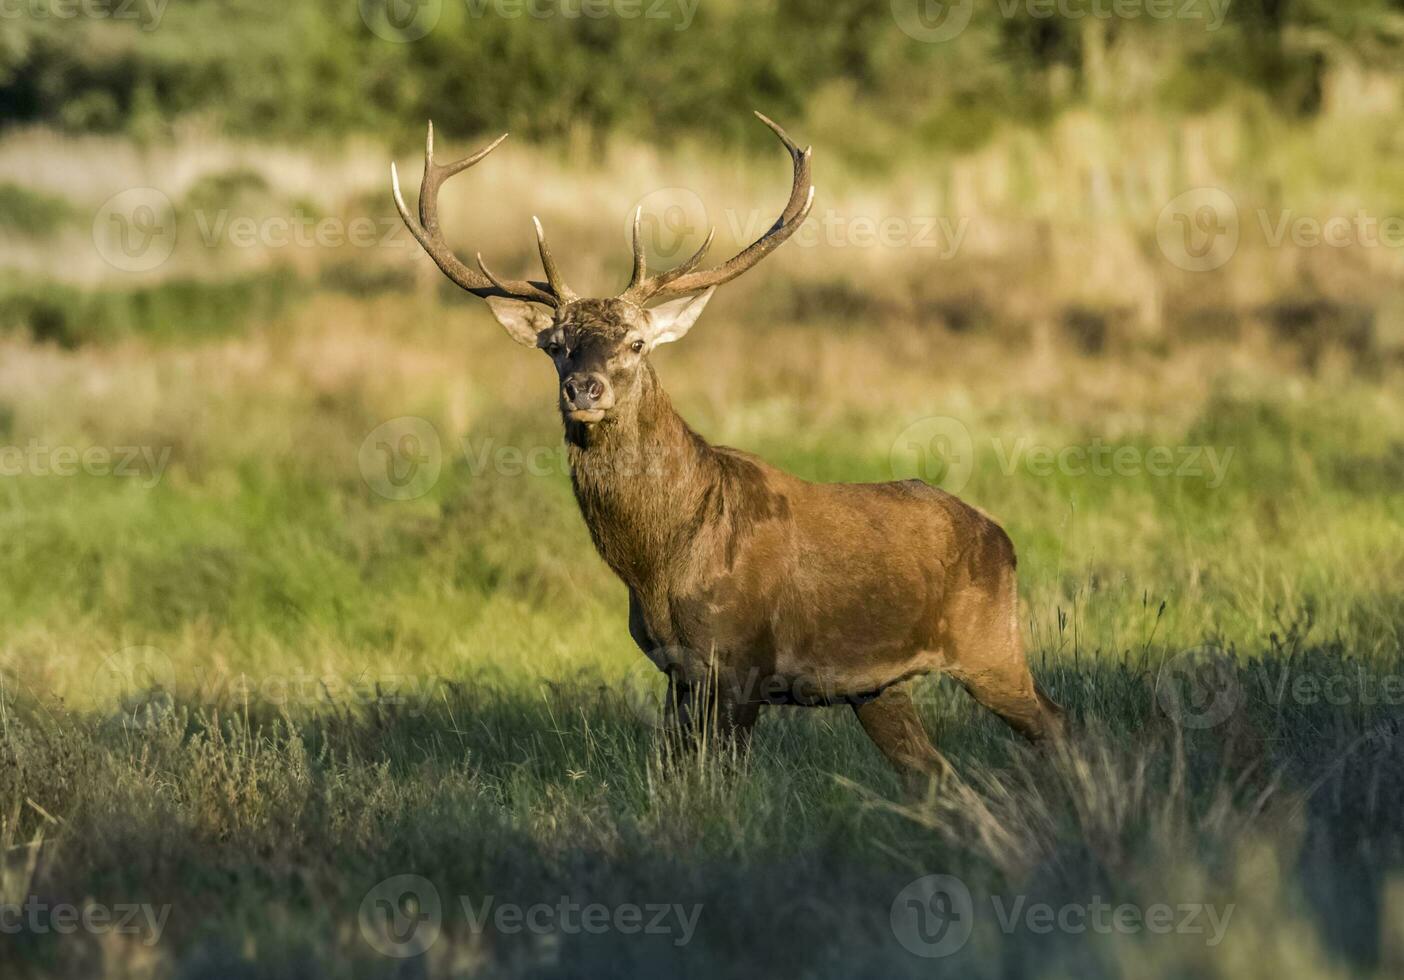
[
  {"x1": 391, "y1": 122, "x2": 577, "y2": 306},
  {"x1": 618, "y1": 111, "x2": 815, "y2": 305}
]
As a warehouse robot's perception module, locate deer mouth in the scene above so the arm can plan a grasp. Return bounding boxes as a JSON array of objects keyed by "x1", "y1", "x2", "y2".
[{"x1": 566, "y1": 408, "x2": 608, "y2": 424}]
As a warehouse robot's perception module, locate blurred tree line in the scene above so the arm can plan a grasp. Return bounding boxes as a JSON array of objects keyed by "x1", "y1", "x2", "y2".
[{"x1": 1, "y1": 0, "x2": 1402, "y2": 154}]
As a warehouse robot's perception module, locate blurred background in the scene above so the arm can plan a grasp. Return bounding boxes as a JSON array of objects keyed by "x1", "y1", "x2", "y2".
[
  {"x1": 1, "y1": 3, "x2": 1403, "y2": 978},
  {"x1": 6, "y1": 0, "x2": 1404, "y2": 345}
]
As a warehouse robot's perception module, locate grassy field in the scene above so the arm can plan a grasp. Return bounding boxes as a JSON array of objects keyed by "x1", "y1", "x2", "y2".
[{"x1": 1, "y1": 125, "x2": 1403, "y2": 978}]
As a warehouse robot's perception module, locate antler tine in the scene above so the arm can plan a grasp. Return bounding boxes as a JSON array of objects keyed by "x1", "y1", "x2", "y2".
[
  {"x1": 754, "y1": 111, "x2": 813, "y2": 227},
  {"x1": 627, "y1": 207, "x2": 647, "y2": 292},
  {"x1": 533, "y1": 216, "x2": 578, "y2": 303},
  {"x1": 648, "y1": 226, "x2": 715, "y2": 291},
  {"x1": 618, "y1": 112, "x2": 815, "y2": 305},
  {"x1": 624, "y1": 207, "x2": 716, "y2": 296},
  {"x1": 416, "y1": 123, "x2": 509, "y2": 234},
  {"x1": 425, "y1": 120, "x2": 503, "y2": 173},
  {"x1": 391, "y1": 123, "x2": 561, "y2": 307},
  {"x1": 475, "y1": 253, "x2": 511, "y2": 293}
]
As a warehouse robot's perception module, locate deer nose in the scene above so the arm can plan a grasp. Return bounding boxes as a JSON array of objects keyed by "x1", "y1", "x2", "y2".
[{"x1": 562, "y1": 373, "x2": 608, "y2": 408}]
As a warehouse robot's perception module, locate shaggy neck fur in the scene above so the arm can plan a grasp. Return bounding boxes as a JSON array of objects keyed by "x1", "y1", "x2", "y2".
[{"x1": 564, "y1": 363, "x2": 715, "y2": 590}]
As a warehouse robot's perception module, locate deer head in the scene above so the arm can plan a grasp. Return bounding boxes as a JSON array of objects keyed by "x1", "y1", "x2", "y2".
[{"x1": 391, "y1": 113, "x2": 815, "y2": 427}]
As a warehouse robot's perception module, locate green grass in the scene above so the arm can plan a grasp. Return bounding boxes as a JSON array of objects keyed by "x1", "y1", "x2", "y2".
[
  {"x1": 0, "y1": 270, "x2": 300, "y2": 348},
  {"x1": 0, "y1": 183, "x2": 80, "y2": 238},
  {"x1": 0, "y1": 285, "x2": 1401, "y2": 978}
]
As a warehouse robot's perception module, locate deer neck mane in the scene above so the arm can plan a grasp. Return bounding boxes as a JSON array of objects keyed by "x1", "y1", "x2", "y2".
[{"x1": 564, "y1": 363, "x2": 715, "y2": 588}]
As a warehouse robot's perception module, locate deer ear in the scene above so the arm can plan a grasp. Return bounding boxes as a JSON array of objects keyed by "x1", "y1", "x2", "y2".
[
  {"x1": 485, "y1": 297, "x2": 555, "y2": 348},
  {"x1": 644, "y1": 287, "x2": 715, "y2": 349}
]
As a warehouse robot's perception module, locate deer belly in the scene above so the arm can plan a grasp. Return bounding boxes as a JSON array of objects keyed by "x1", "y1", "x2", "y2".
[
  {"x1": 661, "y1": 570, "x2": 946, "y2": 701},
  {"x1": 768, "y1": 598, "x2": 947, "y2": 697}
]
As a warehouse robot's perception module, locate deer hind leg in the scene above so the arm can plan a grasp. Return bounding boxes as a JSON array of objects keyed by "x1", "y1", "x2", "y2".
[
  {"x1": 945, "y1": 571, "x2": 1066, "y2": 745},
  {"x1": 957, "y1": 666, "x2": 1065, "y2": 745},
  {"x1": 852, "y1": 686, "x2": 952, "y2": 791}
]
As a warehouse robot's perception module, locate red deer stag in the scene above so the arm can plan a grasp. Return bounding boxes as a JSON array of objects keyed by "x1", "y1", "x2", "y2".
[{"x1": 391, "y1": 113, "x2": 1064, "y2": 783}]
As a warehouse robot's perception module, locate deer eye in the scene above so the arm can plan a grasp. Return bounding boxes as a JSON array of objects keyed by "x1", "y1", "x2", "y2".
[
  {"x1": 630, "y1": 339, "x2": 645, "y2": 354},
  {"x1": 545, "y1": 341, "x2": 564, "y2": 357}
]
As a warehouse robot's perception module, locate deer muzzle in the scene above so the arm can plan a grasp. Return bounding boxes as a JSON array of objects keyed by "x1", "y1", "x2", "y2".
[{"x1": 562, "y1": 373, "x2": 613, "y2": 424}]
